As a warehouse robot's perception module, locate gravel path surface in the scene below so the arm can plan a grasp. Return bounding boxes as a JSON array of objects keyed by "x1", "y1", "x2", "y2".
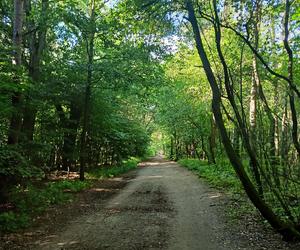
[
  {"x1": 30, "y1": 156, "x2": 238, "y2": 250},
  {"x1": 4, "y1": 156, "x2": 299, "y2": 249}
]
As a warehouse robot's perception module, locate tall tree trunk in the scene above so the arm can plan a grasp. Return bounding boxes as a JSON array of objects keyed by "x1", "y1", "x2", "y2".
[
  {"x1": 79, "y1": 0, "x2": 96, "y2": 181},
  {"x1": 281, "y1": 96, "x2": 289, "y2": 164},
  {"x1": 21, "y1": 0, "x2": 48, "y2": 142},
  {"x1": 208, "y1": 115, "x2": 216, "y2": 164},
  {"x1": 175, "y1": 135, "x2": 179, "y2": 160},
  {"x1": 250, "y1": 57, "x2": 263, "y2": 194},
  {"x1": 7, "y1": 0, "x2": 24, "y2": 145},
  {"x1": 274, "y1": 82, "x2": 280, "y2": 157},
  {"x1": 249, "y1": 1, "x2": 263, "y2": 195},
  {"x1": 185, "y1": 0, "x2": 300, "y2": 240},
  {"x1": 62, "y1": 101, "x2": 81, "y2": 170},
  {"x1": 170, "y1": 135, "x2": 174, "y2": 159},
  {"x1": 200, "y1": 136, "x2": 209, "y2": 161},
  {"x1": 284, "y1": 0, "x2": 300, "y2": 157},
  {"x1": 233, "y1": 125, "x2": 240, "y2": 156},
  {"x1": 249, "y1": 60, "x2": 258, "y2": 146}
]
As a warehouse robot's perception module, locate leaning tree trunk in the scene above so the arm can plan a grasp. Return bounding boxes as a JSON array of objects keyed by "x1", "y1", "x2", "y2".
[
  {"x1": 283, "y1": 0, "x2": 300, "y2": 158},
  {"x1": 185, "y1": 0, "x2": 300, "y2": 240}
]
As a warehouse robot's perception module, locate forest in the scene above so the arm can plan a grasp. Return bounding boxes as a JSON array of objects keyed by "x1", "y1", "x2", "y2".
[{"x1": 1, "y1": 0, "x2": 300, "y2": 246}]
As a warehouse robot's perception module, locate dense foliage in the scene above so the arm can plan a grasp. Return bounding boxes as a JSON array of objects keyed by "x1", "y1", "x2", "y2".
[{"x1": 0, "y1": 0, "x2": 164, "y2": 195}]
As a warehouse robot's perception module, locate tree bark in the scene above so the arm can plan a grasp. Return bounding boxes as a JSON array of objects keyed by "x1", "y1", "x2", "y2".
[
  {"x1": 21, "y1": 0, "x2": 48, "y2": 142},
  {"x1": 281, "y1": 95, "x2": 289, "y2": 163},
  {"x1": 7, "y1": 0, "x2": 24, "y2": 145},
  {"x1": 170, "y1": 135, "x2": 174, "y2": 159},
  {"x1": 249, "y1": 57, "x2": 263, "y2": 195},
  {"x1": 58, "y1": 101, "x2": 81, "y2": 170},
  {"x1": 283, "y1": 0, "x2": 300, "y2": 157},
  {"x1": 79, "y1": 0, "x2": 96, "y2": 181},
  {"x1": 249, "y1": 1, "x2": 263, "y2": 196},
  {"x1": 208, "y1": 115, "x2": 216, "y2": 164}
]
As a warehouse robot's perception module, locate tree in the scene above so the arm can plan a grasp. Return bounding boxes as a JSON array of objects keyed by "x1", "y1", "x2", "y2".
[
  {"x1": 21, "y1": 0, "x2": 49, "y2": 142},
  {"x1": 7, "y1": 0, "x2": 24, "y2": 145}
]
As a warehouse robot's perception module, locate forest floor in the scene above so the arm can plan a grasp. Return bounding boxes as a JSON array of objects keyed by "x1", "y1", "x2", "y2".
[{"x1": 1, "y1": 156, "x2": 300, "y2": 250}]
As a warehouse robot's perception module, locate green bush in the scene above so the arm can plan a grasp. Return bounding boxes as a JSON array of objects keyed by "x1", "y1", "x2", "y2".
[
  {"x1": 178, "y1": 158, "x2": 242, "y2": 192},
  {"x1": 87, "y1": 157, "x2": 140, "y2": 179},
  {"x1": 0, "y1": 211, "x2": 30, "y2": 231},
  {"x1": 1, "y1": 180, "x2": 92, "y2": 232},
  {"x1": 12, "y1": 180, "x2": 92, "y2": 211},
  {"x1": 0, "y1": 146, "x2": 44, "y2": 179}
]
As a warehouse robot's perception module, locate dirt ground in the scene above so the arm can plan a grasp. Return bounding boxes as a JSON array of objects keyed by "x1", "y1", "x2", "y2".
[{"x1": 1, "y1": 156, "x2": 300, "y2": 250}]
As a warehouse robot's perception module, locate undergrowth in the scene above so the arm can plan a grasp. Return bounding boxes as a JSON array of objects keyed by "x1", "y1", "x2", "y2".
[
  {"x1": 0, "y1": 180, "x2": 92, "y2": 232},
  {"x1": 0, "y1": 157, "x2": 141, "y2": 232},
  {"x1": 178, "y1": 158, "x2": 242, "y2": 193},
  {"x1": 87, "y1": 157, "x2": 140, "y2": 179}
]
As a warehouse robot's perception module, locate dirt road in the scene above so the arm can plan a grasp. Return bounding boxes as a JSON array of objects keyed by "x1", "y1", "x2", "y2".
[
  {"x1": 3, "y1": 157, "x2": 299, "y2": 250},
  {"x1": 28, "y1": 156, "x2": 239, "y2": 250}
]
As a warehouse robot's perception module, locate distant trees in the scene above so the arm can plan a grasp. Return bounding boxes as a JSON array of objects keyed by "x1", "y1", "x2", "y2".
[{"x1": 156, "y1": 49, "x2": 214, "y2": 162}]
